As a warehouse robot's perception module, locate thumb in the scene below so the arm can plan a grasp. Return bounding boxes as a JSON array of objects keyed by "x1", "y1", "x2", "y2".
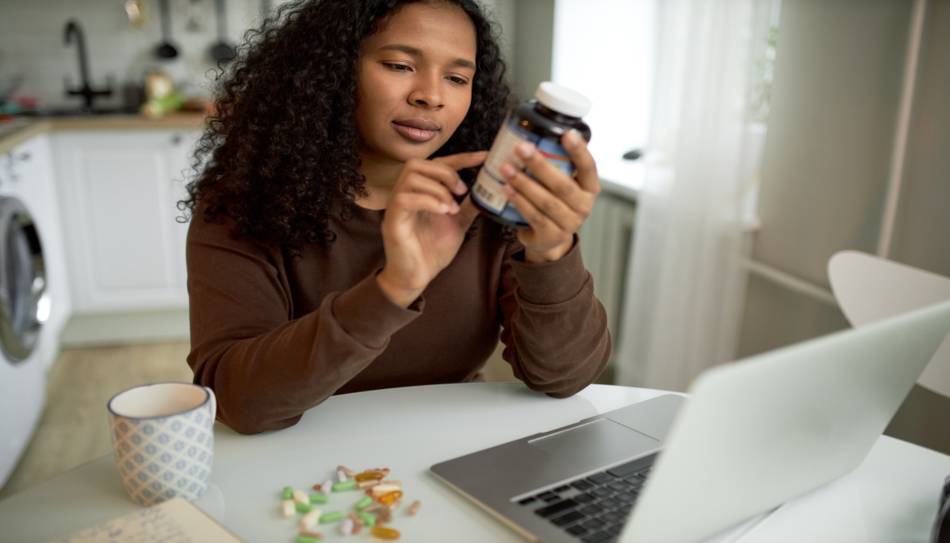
[{"x1": 433, "y1": 150, "x2": 488, "y2": 171}]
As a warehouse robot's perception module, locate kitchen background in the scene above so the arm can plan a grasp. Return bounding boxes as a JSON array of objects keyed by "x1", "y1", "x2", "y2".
[{"x1": 0, "y1": 0, "x2": 948, "y2": 501}]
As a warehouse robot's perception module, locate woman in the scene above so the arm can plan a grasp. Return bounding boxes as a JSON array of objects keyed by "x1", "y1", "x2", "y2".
[{"x1": 182, "y1": 0, "x2": 610, "y2": 434}]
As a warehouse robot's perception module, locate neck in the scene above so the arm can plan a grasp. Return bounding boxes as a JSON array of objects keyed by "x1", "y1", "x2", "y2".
[{"x1": 357, "y1": 148, "x2": 405, "y2": 210}]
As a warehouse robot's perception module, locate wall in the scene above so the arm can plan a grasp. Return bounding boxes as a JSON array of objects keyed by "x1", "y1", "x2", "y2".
[
  {"x1": 738, "y1": 0, "x2": 950, "y2": 454},
  {"x1": 891, "y1": 0, "x2": 950, "y2": 275},
  {"x1": 738, "y1": 0, "x2": 913, "y2": 357},
  {"x1": 0, "y1": 0, "x2": 516, "y2": 111}
]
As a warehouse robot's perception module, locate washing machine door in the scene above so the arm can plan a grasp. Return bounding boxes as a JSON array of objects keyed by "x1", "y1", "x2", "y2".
[{"x1": 0, "y1": 196, "x2": 48, "y2": 362}]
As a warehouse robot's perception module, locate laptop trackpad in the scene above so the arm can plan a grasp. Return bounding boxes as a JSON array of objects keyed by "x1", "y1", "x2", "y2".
[{"x1": 529, "y1": 418, "x2": 659, "y2": 468}]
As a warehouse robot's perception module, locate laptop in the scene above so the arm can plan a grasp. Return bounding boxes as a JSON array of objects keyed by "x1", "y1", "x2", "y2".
[{"x1": 431, "y1": 299, "x2": 950, "y2": 543}]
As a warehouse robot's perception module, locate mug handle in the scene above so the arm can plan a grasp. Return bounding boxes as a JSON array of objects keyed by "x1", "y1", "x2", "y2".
[{"x1": 203, "y1": 386, "x2": 217, "y2": 422}]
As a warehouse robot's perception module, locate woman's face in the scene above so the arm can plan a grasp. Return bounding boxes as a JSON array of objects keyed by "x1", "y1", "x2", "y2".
[{"x1": 355, "y1": 1, "x2": 477, "y2": 164}]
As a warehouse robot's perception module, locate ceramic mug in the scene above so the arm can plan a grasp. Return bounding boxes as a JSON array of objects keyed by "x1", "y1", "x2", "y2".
[{"x1": 107, "y1": 382, "x2": 216, "y2": 506}]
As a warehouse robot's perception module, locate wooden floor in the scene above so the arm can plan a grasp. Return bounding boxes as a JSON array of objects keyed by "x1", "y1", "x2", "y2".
[{"x1": 0, "y1": 341, "x2": 516, "y2": 501}]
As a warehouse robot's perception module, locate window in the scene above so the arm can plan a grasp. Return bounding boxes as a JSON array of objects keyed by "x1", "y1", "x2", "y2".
[{"x1": 551, "y1": 0, "x2": 655, "y2": 189}]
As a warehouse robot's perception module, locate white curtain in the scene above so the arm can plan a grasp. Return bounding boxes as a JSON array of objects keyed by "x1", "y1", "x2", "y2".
[{"x1": 615, "y1": 0, "x2": 773, "y2": 391}]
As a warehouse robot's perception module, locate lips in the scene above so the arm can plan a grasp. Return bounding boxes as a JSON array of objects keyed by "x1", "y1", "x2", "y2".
[{"x1": 392, "y1": 117, "x2": 441, "y2": 143}]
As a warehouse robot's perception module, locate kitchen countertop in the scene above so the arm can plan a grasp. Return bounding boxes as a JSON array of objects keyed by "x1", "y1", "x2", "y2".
[
  {"x1": 0, "y1": 112, "x2": 639, "y2": 203},
  {"x1": 0, "y1": 113, "x2": 207, "y2": 154}
]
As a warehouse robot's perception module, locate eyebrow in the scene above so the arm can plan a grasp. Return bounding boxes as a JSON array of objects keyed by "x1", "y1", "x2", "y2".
[{"x1": 378, "y1": 43, "x2": 476, "y2": 70}]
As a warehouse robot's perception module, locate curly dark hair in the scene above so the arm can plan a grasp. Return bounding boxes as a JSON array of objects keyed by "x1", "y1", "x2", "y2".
[{"x1": 179, "y1": 0, "x2": 513, "y2": 247}]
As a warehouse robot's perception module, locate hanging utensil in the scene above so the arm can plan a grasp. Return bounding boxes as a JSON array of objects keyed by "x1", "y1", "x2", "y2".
[
  {"x1": 154, "y1": 0, "x2": 179, "y2": 60},
  {"x1": 209, "y1": 0, "x2": 237, "y2": 64},
  {"x1": 185, "y1": 0, "x2": 203, "y2": 33},
  {"x1": 124, "y1": 0, "x2": 145, "y2": 28}
]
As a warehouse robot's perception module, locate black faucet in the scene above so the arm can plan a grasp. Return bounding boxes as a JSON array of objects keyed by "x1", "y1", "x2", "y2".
[{"x1": 63, "y1": 19, "x2": 112, "y2": 112}]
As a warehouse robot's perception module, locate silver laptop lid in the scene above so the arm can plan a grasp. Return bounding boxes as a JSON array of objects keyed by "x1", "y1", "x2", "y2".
[{"x1": 622, "y1": 299, "x2": 950, "y2": 542}]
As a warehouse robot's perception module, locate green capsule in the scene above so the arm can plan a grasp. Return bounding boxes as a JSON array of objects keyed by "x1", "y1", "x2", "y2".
[
  {"x1": 295, "y1": 501, "x2": 312, "y2": 514},
  {"x1": 281, "y1": 486, "x2": 294, "y2": 500},
  {"x1": 318, "y1": 510, "x2": 345, "y2": 524},
  {"x1": 331, "y1": 480, "x2": 357, "y2": 492},
  {"x1": 295, "y1": 536, "x2": 320, "y2": 543},
  {"x1": 309, "y1": 492, "x2": 328, "y2": 504},
  {"x1": 354, "y1": 495, "x2": 373, "y2": 510},
  {"x1": 358, "y1": 511, "x2": 376, "y2": 527}
]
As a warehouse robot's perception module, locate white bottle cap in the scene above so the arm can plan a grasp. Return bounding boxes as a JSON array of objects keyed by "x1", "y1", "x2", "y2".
[{"x1": 534, "y1": 82, "x2": 592, "y2": 118}]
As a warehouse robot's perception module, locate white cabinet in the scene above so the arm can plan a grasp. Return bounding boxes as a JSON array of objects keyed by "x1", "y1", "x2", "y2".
[{"x1": 52, "y1": 130, "x2": 200, "y2": 314}]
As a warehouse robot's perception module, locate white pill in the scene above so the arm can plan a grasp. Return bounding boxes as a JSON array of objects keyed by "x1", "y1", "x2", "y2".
[
  {"x1": 281, "y1": 499, "x2": 295, "y2": 518},
  {"x1": 300, "y1": 509, "x2": 321, "y2": 530}
]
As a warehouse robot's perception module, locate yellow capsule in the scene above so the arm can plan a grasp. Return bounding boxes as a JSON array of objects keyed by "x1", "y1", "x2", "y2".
[
  {"x1": 407, "y1": 500, "x2": 421, "y2": 516},
  {"x1": 371, "y1": 526, "x2": 401, "y2": 540},
  {"x1": 377, "y1": 490, "x2": 403, "y2": 505},
  {"x1": 355, "y1": 469, "x2": 388, "y2": 482}
]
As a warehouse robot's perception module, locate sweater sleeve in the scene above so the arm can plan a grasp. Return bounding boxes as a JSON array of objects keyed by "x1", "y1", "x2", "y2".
[
  {"x1": 185, "y1": 216, "x2": 421, "y2": 434},
  {"x1": 498, "y1": 236, "x2": 612, "y2": 397}
]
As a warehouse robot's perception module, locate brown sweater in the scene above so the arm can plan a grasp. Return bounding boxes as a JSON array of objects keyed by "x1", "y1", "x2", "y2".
[{"x1": 186, "y1": 204, "x2": 611, "y2": 434}]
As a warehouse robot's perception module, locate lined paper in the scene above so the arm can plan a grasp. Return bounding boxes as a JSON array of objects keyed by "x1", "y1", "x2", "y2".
[{"x1": 50, "y1": 498, "x2": 241, "y2": 543}]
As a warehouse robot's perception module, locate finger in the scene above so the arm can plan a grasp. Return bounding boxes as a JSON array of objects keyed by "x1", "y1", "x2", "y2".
[
  {"x1": 503, "y1": 184, "x2": 563, "y2": 236},
  {"x1": 389, "y1": 192, "x2": 457, "y2": 216},
  {"x1": 403, "y1": 173, "x2": 459, "y2": 210},
  {"x1": 407, "y1": 158, "x2": 469, "y2": 196},
  {"x1": 502, "y1": 155, "x2": 592, "y2": 219},
  {"x1": 561, "y1": 130, "x2": 601, "y2": 195},
  {"x1": 432, "y1": 150, "x2": 488, "y2": 171},
  {"x1": 513, "y1": 142, "x2": 586, "y2": 207},
  {"x1": 502, "y1": 167, "x2": 582, "y2": 233}
]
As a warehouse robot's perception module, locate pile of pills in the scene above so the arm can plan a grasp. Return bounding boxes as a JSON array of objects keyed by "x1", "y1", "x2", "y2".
[{"x1": 279, "y1": 464, "x2": 422, "y2": 542}]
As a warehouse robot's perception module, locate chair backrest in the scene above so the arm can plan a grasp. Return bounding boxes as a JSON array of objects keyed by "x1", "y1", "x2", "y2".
[{"x1": 828, "y1": 250, "x2": 950, "y2": 397}]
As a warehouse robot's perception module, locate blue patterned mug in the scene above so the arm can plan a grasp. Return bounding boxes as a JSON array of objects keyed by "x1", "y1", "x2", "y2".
[{"x1": 107, "y1": 382, "x2": 216, "y2": 507}]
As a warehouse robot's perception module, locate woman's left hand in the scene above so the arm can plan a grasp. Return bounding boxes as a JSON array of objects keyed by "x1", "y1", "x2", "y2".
[{"x1": 501, "y1": 130, "x2": 600, "y2": 263}]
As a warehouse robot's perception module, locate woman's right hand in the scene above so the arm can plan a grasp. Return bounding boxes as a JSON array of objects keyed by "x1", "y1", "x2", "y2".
[{"x1": 377, "y1": 151, "x2": 487, "y2": 307}]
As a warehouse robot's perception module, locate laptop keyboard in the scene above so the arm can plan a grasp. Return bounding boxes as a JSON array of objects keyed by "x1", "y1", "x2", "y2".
[{"x1": 515, "y1": 453, "x2": 657, "y2": 543}]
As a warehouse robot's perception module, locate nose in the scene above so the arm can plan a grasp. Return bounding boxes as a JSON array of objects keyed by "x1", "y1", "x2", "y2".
[{"x1": 408, "y1": 73, "x2": 444, "y2": 110}]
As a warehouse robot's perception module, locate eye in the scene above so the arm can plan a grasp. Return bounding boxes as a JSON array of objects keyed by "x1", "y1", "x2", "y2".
[
  {"x1": 447, "y1": 75, "x2": 470, "y2": 86},
  {"x1": 382, "y1": 62, "x2": 412, "y2": 72}
]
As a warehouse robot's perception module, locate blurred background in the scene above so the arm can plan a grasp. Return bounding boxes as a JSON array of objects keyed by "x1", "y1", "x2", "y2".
[{"x1": 0, "y1": 0, "x2": 947, "y2": 500}]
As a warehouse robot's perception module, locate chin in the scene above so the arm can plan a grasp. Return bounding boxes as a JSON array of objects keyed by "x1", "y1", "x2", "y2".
[{"x1": 387, "y1": 139, "x2": 446, "y2": 162}]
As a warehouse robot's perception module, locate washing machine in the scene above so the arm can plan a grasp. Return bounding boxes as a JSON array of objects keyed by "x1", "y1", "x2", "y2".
[{"x1": 0, "y1": 132, "x2": 70, "y2": 487}]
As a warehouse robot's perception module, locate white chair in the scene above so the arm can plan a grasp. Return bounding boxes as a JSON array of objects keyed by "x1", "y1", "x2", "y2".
[{"x1": 828, "y1": 250, "x2": 950, "y2": 399}]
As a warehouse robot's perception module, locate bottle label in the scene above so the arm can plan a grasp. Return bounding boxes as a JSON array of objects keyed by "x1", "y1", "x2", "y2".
[{"x1": 472, "y1": 116, "x2": 576, "y2": 225}]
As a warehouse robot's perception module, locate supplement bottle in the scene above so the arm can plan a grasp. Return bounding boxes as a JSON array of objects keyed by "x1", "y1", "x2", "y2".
[{"x1": 471, "y1": 82, "x2": 592, "y2": 227}]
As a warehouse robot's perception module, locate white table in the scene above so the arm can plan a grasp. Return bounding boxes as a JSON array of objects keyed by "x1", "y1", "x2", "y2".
[{"x1": 0, "y1": 383, "x2": 946, "y2": 542}]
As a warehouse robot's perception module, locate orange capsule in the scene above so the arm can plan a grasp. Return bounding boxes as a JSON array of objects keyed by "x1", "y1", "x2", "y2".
[
  {"x1": 348, "y1": 512, "x2": 363, "y2": 534},
  {"x1": 371, "y1": 526, "x2": 401, "y2": 540},
  {"x1": 377, "y1": 504, "x2": 394, "y2": 523},
  {"x1": 377, "y1": 490, "x2": 403, "y2": 505},
  {"x1": 355, "y1": 470, "x2": 388, "y2": 482}
]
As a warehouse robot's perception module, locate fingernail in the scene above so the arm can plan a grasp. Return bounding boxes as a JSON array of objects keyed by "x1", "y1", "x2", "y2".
[
  {"x1": 457, "y1": 180, "x2": 468, "y2": 194},
  {"x1": 564, "y1": 130, "x2": 581, "y2": 147},
  {"x1": 515, "y1": 142, "x2": 534, "y2": 159},
  {"x1": 500, "y1": 163, "x2": 516, "y2": 178},
  {"x1": 440, "y1": 203, "x2": 451, "y2": 213}
]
